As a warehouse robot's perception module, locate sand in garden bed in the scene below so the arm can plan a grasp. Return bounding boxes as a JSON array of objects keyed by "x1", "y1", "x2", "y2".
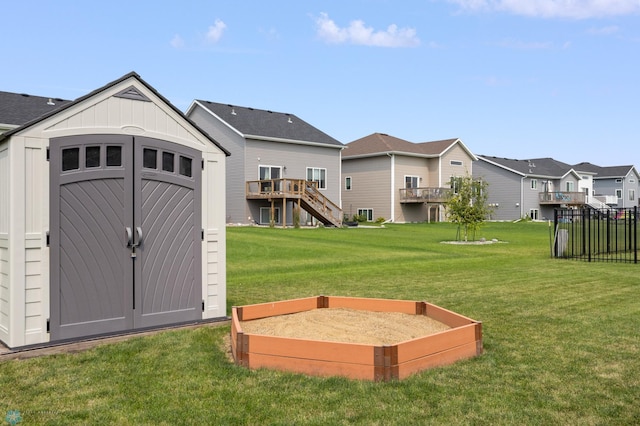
[{"x1": 239, "y1": 307, "x2": 451, "y2": 346}]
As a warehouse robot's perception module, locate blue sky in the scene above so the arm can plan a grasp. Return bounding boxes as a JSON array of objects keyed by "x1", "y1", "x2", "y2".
[{"x1": 2, "y1": 1, "x2": 639, "y2": 168}]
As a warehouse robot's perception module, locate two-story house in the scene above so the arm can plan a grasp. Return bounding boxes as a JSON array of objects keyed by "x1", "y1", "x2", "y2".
[
  {"x1": 0, "y1": 91, "x2": 70, "y2": 134},
  {"x1": 341, "y1": 133, "x2": 476, "y2": 223},
  {"x1": 574, "y1": 162, "x2": 640, "y2": 208},
  {"x1": 473, "y1": 156, "x2": 590, "y2": 221},
  {"x1": 186, "y1": 101, "x2": 344, "y2": 227}
]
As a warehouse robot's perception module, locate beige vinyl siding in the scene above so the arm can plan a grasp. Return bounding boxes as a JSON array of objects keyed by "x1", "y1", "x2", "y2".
[
  {"x1": 0, "y1": 143, "x2": 8, "y2": 342},
  {"x1": 342, "y1": 156, "x2": 391, "y2": 221},
  {"x1": 425, "y1": 158, "x2": 439, "y2": 186},
  {"x1": 440, "y1": 144, "x2": 472, "y2": 184},
  {"x1": 394, "y1": 156, "x2": 429, "y2": 223}
]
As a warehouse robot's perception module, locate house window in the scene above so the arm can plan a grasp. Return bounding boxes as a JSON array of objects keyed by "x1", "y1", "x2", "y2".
[
  {"x1": 259, "y1": 207, "x2": 281, "y2": 225},
  {"x1": 345, "y1": 176, "x2": 352, "y2": 191},
  {"x1": 615, "y1": 179, "x2": 623, "y2": 183},
  {"x1": 450, "y1": 160, "x2": 463, "y2": 166},
  {"x1": 405, "y1": 176, "x2": 419, "y2": 189},
  {"x1": 630, "y1": 179, "x2": 636, "y2": 183},
  {"x1": 566, "y1": 181, "x2": 574, "y2": 192},
  {"x1": 307, "y1": 167, "x2": 327, "y2": 189},
  {"x1": 259, "y1": 165, "x2": 282, "y2": 191},
  {"x1": 531, "y1": 179, "x2": 538, "y2": 190},
  {"x1": 630, "y1": 189, "x2": 635, "y2": 201},
  {"x1": 529, "y1": 209, "x2": 539, "y2": 220},
  {"x1": 450, "y1": 176, "x2": 461, "y2": 194},
  {"x1": 357, "y1": 208, "x2": 373, "y2": 222},
  {"x1": 616, "y1": 189, "x2": 622, "y2": 198}
]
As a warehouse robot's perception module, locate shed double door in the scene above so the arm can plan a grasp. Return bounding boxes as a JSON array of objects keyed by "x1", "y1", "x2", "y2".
[{"x1": 50, "y1": 135, "x2": 202, "y2": 341}]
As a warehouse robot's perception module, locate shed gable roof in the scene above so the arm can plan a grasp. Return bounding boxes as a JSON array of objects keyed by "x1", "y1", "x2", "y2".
[
  {"x1": 0, "y1": 91, "x2": 71, "y2": 128},
  {"x1": 192, "y1": 100, "x2": 343, "y2": 148},
  {"x1": 0, "y1": 72, "x2": 230, "y2": 155}
]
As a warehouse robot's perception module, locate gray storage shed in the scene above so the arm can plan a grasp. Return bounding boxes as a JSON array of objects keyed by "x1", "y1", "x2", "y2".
[{"x1": 0, "y1": 72, "x2": 229, "y2": 348}]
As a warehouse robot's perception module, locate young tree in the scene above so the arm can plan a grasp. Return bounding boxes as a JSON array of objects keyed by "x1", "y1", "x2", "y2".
[{"x1": 446, "y1": 174, "x2": 492, "y2": 241}]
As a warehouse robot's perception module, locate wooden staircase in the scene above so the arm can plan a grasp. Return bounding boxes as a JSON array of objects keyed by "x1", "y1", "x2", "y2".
[{"x1": 246, "y1": 179, "x2": 342, "y2": 227}]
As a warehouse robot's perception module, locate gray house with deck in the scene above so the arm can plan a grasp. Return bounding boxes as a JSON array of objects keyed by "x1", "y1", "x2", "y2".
[
  {"x1": 473, "y1": 156, "x2": 591, "y2": 221},
  {"x1": 573, "y1": 163, "x2": 640, "y2": 209},
  {"x1": 186, "y1": 101, "x2": 344, "y2": 227}
]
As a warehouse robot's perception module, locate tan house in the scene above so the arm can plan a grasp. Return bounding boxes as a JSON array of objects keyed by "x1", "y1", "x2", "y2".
[{"x1": 342, "y1": 133, "x2": 477, "y2": 223}]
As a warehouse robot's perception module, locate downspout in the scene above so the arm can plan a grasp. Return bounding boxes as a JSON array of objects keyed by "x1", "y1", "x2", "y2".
[
  {"x1": 521, "y1": 176, "x2": 525, "y2": 219},
  {"x1": 388, "y1": 153, "x2": 395, "y2": 222}
]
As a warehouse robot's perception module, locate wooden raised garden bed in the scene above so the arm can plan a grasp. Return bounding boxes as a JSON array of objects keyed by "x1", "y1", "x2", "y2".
[{"x1": 231, "y1": 296, "x2": 482, "y2": 381}]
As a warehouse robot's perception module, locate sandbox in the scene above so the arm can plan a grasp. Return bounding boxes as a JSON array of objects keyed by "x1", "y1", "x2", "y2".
[{"x1": 231, "y1": 296, "x2": 482, "y2": 381}]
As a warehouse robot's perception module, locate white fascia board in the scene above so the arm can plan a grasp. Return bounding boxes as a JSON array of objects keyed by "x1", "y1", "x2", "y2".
[
  {"x1": 187, "y1": 100, "x2": 245, "y2": 139},
  {"x1": 477, "y1": 156, "x2": 526, "y2": 177},
  {"x1": 561, "y1": 169, "x2": 582, "y2": 180},
  {"x1": 343, "y1": 151, "x2": 437, "y2": 161},
  {"x1": 440, "y1": 139, "x2": 478, "y2": 161},
  {"x1": 245, "y1": 134, "x2": 344, "y2": 150}
]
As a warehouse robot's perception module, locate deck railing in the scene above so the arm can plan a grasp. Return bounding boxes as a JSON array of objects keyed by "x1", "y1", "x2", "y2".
[
  {"x1": 246, "y1": 179, "x2": 342, "y2": 226},
  {"x1": 539, "y1": 191, "x2": 586, "y2": 205},
  {"x1": 399, "y1": 187, "x2": 451, "y2": 203}
]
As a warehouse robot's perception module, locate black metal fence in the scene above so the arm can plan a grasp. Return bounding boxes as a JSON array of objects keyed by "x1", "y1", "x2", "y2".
[{"x1": 553, "y1": 207, "x2": 638, "y2": 263}]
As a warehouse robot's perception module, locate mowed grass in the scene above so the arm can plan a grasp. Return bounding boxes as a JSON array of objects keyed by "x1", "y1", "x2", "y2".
[{"x1": 1, "y1": 222, "x2": 639, "y2": 425}]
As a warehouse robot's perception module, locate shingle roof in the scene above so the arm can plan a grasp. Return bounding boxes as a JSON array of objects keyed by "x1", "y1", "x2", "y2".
[
  {"x1": 573, "y1": 162, "x2": 635, "y2": 178},
  {"x1": 478, "y1": 155, "x2": 575, "y2": 177},
  {"x1": 343, "y1": 132, "x2": 461, "y2": 158},
  {"x1": 195, "y1": 101, "x2": 343, "y2": 148},
  {"x1": 0, "y1": 91, "x2": 71, "y2": 127},
  {"x1": 0, "y1": 72, "x2": 230, "y2": 156}
]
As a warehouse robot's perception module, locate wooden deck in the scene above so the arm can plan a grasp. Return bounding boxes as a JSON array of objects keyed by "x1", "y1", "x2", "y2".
[
  {"x1": 246, "y1": 179, "x2": 342, "y2": 227},
  {"x1": 399, "y1": 187, "x2": 451, "y2": 204},
  {"x1": 539, "y1": 191, "x2": 586, "y2": 205}
]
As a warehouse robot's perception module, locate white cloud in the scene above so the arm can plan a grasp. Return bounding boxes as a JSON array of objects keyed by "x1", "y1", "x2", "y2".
[
  {"x1": 447, "y1": 0, "x2": 640, "y2": 19},
  {"x1": 170, "y1": 34, "x2": 185, "y2": 49},
  {"x1": 588, "y1": 25, "x2": 620, "y2": 35},
  {"x1": 206, "y1": 19, "x2": 227, "y2": 43},
  {"x1": 315, "y1": 13, "x2": 420, "y2": 47}
]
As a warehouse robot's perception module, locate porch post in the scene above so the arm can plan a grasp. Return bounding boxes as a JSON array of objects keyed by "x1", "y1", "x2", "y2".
[{"x1": 283, "y1": 197, "x2": 287, "y2": 229}]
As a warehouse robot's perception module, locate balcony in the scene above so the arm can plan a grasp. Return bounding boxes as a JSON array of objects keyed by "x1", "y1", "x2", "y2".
[
  {"x1": 399, "y1": 187, "x2": 451, "y2": 204},
  {"x1": 539, "y1": 191, "x2": 586, "y2": 205}
]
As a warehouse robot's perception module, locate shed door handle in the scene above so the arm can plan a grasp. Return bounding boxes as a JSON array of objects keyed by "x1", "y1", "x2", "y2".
[
  {"x1": 125, "y1": 227, "x2": 133, "y2": 247},
  {"x1": 133, "y1": 226, "x2": 143, "y2": 248}
]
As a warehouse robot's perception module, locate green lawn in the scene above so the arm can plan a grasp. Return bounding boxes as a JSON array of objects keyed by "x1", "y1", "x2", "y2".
[{"x1": 1, "y1": 222, "x2": 639, "y2": 425}]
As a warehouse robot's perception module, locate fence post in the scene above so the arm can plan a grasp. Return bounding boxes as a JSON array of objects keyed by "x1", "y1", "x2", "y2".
[{"x1": 633, "y1": 206, "x2": 638, "y2": 263}]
